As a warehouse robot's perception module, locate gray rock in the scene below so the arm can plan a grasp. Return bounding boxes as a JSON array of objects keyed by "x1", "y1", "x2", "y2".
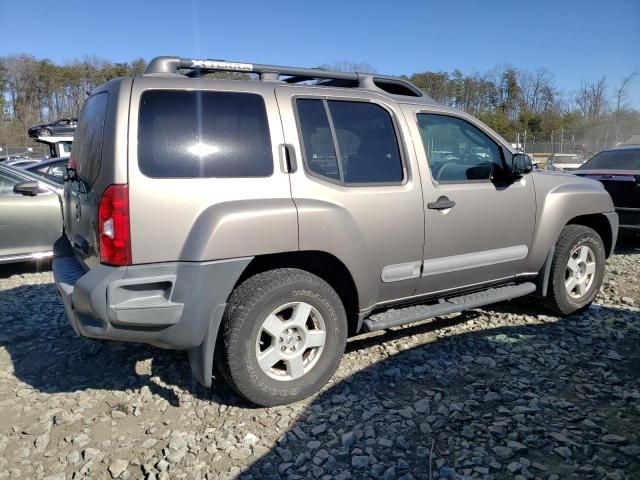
[
  {"x1": 341, "y1": 432, "x2": 355, "y2": 448},
  {"x1": 507, "y1": 461, "x2": 522, "y2": 473},
  {"x1": 311, "y1": 424, "x2": 327, "y2": 436},
  {"x1": 476, "y1": 356, "x2": 497, "y2": 368},
  {"x1": 66, "y1": 450, "x2": 80, "y2": 464},
  {"x1": 554, "y1": 446, "x2": 572, "y2": 458},
  {"x1": 413, "y1": 398, "x2": 430, "y2": 413},
  {"x1": 602, "y1": 434, "x2": 627, "y2": 444},
  {"x1": 108, "y1": 459, "x2": 129, "y2": 479},
  {"x1": 83, "y1": 448, "x2": 101, "y2": 461},
  {"x1": 242, "y1": 433, "x2": 258, "y2": 449},
  {"x1": 493, "y1": 446, "x2": 514, "y2": 459},
  {"x1": 351, "y1": 455, "x2": 369, "y2": 468},
  {"x1": 506, "y1": 440, "x2": 527, "y2": 453},
  {"x1": 34, "y1": 433, "x2": 49, "y2": 450}
]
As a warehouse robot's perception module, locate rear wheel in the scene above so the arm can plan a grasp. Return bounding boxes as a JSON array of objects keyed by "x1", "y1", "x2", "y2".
[
  {"x1": 546, "y1": 225, "x2": 606, "y2": 315},
  {"x1": 219, "y1": 268, "x2": 347, "y2": 406}
]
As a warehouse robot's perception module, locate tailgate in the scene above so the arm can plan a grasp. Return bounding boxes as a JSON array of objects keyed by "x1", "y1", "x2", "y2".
[
  {"x1": 575, "y1": 172, "x2": 640, "y2": 208},
  {"x1": 64, "y1": 91, "x2": 110, "y2": 268}
]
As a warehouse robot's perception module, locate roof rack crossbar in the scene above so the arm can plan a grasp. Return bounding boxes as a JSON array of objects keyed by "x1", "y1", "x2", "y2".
[
  {"x1": 143, "y1": 56, "x2": 430, "y2": 101},
  {"x1": 145, "y1": 56, "x2": 359, "y2": 81}
]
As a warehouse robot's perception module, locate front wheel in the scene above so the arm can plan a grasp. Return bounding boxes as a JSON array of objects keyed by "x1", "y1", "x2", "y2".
[
  {"x1": 219, "y1": 268, "x2": 347, "y2": 406},
  {"x1": 39, "y1": 128, "x2": 52, "y2": 137},
  {"x1": 546, "y1": 225, "x2": 606, "y2": 315}
]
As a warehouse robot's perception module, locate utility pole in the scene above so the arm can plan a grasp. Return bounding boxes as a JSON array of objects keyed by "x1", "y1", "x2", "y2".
[
  {"x1": 603, "y1": 129, "x2": 608, "y2": 150},
  {"x1": 551, "y1": 130, "x2": 554, "y2": 155},
  {"x1": 523, "y1": 130, "x2": 527, "y2": 153},
  {"x1": 560, "y1": 128, "x2": 564, "y2": 153}
]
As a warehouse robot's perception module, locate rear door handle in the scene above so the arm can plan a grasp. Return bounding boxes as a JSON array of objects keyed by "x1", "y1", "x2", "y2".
[{"x1": 428, "y1": 196, "x2": 456, "y2": 210}]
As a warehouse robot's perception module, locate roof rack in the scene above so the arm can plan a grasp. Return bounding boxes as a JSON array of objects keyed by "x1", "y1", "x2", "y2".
[{"x1": 144, "y1": 56, "x2": 431, "y2": 100}]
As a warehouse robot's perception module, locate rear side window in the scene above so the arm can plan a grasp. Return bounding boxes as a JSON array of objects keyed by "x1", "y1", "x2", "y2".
[
  {"x1": 138, "y1": 90, "x2": 273, "y2": 178},
  {"x1": 296, "y1": 99, "x2": 403, "y2": 185},
  {"x1": 297, "y1": 100, "x2": 340, "y2": 181},
  {"x1": 74, "y1": 92, "x2": 108, "y2": 186}
]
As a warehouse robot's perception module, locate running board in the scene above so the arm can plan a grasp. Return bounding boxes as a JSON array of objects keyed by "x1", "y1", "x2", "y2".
[{"x1": 363, "y1": 282, "x2": 536, "y2": 332}]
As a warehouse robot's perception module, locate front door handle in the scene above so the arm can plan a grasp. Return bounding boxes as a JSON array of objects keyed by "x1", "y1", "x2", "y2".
[{"x1": 427, "y1": 196, "x2": 456, "y2": 210}]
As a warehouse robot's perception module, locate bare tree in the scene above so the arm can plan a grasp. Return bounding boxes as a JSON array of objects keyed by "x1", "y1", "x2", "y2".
[
  {"x1": 519, "y1": 68, "x2": 557, "y2": 115},
  {"x1": 614, "y1": 71, "x2": 638, "y2": 142},
  {"x1": 575, "y1": 76, "x2": 607, "y2": 120}
]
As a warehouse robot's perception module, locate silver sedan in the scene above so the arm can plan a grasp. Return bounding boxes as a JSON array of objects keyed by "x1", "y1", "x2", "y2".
[{"x1": 0, "y1": 163, "x2": 63, "y2": 264}]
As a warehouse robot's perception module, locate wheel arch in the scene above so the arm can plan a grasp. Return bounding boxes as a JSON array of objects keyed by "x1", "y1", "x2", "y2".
[
  {"x1": 567, "y1": 213, "x2": 616, "y2": 258},
  {"x1": 233, "y1": 250, "x2": 361, "y2": 336},
  {"x1": 537, "y1": 212, "x2": 616, "y2": 298}
]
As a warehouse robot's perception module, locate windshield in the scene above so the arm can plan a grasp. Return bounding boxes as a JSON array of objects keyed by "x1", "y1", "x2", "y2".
[
  {"x1": 552, "y1": 155, "x2": 582, "y2": 164},
  {"x1": 579, "y1": 149, "x2": 640, "y2": 170}
]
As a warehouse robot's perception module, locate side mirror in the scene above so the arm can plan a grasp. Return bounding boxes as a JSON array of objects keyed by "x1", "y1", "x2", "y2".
[
  {"x1": 13, "y1": 181, "x2": 40, "y2": 196},
  {"x1": 511, "y1": 153, "x2": 533, "y2": 177}
]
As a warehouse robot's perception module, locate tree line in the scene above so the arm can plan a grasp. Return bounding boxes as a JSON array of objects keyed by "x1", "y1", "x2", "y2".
[
  {"x1": 0, "y1": 55, "x2": 145, "y2": 147},
  {"x1": 1, "y1": 55, "x2": 638, "y2": 153},
  {"x1": 404, "y1": 67, "x2": 638, "y2": 149}
]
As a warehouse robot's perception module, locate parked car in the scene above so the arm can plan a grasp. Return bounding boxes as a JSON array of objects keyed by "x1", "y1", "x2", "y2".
[
  {"x1": 53, "y1": 56, "x2": 618, "y2": 407},
  {"x1": 574, "y1": 145, "x2": 640, "y2": 232},
  {"x1": 5, "y1": 158, "x2": 41, "y2": 169},
  {"x1": 25, "y1": 157, "x2": 69, "y2": 184},
  {"x1": 0, "y1": 163, "x2": 63, "y2": 264},
  {"x1": 0, "y1": 155, "x2": 31, "y2": 163},
  {"x1": 28, "y1": 117, "x2": 77, "y2": 138},
  {"x1": 545, "y1": 153, "x2": 585, "y2": 172}
]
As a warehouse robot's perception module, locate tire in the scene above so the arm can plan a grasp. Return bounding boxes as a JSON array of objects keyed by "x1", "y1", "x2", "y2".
[
  {"x1": 39, "y1": 128, "x2": 52, "y2": 137},
  {"x1": 219, "y1": 268, "x2": 347, "y2": 406},
  {"x1": 546, "y1": 225, "x2": 606, "y2": 315}
]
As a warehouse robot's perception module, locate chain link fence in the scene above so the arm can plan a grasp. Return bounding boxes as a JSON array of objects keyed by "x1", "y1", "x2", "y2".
[
  {"x1": 0, "y1": 146, "x2": 49, "y2": 159},
  {"x1": 507, "y1": 130, "x2": 627, "y2": 164}
]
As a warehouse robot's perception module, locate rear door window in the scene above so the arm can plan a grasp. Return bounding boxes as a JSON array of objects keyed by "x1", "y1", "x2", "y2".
[
  {"x1": 138, "y1": 90, "x2": 273, "y2": 178},
  {"x1": 296, "y1": 99, "x2": 403, "y2": 185},
  {"x1": 73, "y1": 92, "x2": 108, "y2": 186}
]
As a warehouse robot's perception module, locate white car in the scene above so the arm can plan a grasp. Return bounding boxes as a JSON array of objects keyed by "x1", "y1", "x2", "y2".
[{"x1": 545, "y1": 153, "x2": 585, "y2": 172}]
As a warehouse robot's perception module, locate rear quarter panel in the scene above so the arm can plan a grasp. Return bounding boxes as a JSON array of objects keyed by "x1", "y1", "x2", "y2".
[{"x1": 127, "y1": 77, "x2": 298, "y2": 263}]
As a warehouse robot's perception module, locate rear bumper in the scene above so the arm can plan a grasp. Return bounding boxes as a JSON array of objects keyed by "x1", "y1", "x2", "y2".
[
  {"x1": 52, "y1": 236, "x2": 252, "y2": 386},
  {"x1": 616, "y1": 207, "x2": 640, "y2": 230}
]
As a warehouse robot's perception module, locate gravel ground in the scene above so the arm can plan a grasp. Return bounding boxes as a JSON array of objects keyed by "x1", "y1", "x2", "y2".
[{"x1": 0, "y1": 238, "x2": 639, "y2": 480}]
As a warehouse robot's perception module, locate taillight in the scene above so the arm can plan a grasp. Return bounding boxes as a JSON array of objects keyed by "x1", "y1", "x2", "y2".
[{"x1": 98, "y1": 184, "x2": 131, "y2": 266}]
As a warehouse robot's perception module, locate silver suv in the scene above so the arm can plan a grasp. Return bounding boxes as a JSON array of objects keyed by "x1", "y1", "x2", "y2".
[{"x1": 53, "y1": 56, "x2": 618, "y2": 406}]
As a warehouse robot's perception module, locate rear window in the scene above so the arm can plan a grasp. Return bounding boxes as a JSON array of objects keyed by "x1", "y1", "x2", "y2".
[
  {"x1": 579, "y1": 149, "x2": 640, "y2": 170},
  {"x1": 138, "y1": 90, "x2": 273, "y2": 178},
  {"x1": 552, "y1": 155, "x2": 582, "y2": 164},
  {"x1": 73, "y1": 92, "x2": 108, "y2": 186}
]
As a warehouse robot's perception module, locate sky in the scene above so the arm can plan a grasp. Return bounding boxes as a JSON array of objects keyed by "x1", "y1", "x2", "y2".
[{"x1": 1, "y1": 0, "x2": 639, "y2": 107}]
